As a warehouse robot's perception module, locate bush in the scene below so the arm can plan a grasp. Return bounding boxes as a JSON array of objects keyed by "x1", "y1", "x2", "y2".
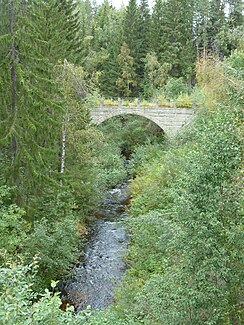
[
  {"x1": 24, "y1": 216, "x2": 80, "y2": 291},
  {"x1": 190, "y1": 86, "x2": 206, "y2": 108},
  {"x1": 176, "y1": 92, "x2": 192, "y2": 108},
  {"x1": 0, "y1": 261, "x2": 91, "y2": 324},
  {"x1": 164, "y1": 77, "x2": 190, "y2": 100},
  {"x1": 0, "y1": 185, "x2": 30, "y2": 264}
]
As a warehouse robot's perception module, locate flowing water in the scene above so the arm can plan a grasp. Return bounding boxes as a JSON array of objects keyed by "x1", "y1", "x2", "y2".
[{"x1": 61, "y1": 183, "x2": 129, "y2": 311}]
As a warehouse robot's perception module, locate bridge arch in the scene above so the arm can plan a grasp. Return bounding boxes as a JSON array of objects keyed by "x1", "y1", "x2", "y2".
[
  {"x1": 93, "y1": 112, "x2": 165, "y2": 132},
  {"x1": 90, "y1": 106, "x2": 194, "y2": 137}
]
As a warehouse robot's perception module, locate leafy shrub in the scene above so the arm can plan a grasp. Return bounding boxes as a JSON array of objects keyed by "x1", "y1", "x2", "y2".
[
  {"x1": 225, "y1": 49, "x2": 244, "y2": 79},
  {"x1": 0, "y1": 261, "x2": 92, "y2": 324},
  {"x1": 128, "y1": 143, "x2": 166, "y2": 177},
  {"x1": 190, "y1": 86, "x2": 206, "y2": 108},
  {"x1": 24, "y1": 217, "x2": 80, "y2": 291},
  {"x1": 129, "y1": 149, "x2": 182, "y2": 217},
  {"x1": 176, "y1": 92, "x2": 192, "y2": 108},
  {"x1": 164, "y1": 77, "x2": 190, "y2": 100},
  {"x1": 0, "y1": 185, "x2": 30, "y2": 264}
]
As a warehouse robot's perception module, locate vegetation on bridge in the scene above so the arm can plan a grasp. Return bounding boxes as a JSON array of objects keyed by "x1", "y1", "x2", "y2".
[{"x1": 91, "y1": 95, "x2": 193, "y2": 109}]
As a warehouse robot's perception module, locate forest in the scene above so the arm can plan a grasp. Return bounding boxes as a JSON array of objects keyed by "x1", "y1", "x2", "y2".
[{"x1": 0, "y1": 0, "x2": 243, "y2": 324}]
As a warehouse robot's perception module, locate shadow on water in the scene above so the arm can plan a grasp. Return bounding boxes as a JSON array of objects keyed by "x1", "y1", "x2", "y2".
[{"x1": 60, "y1": 183, "x2": 130, "y2": 312}]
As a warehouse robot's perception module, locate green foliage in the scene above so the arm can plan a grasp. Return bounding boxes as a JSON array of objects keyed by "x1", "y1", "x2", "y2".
[
  {"x1": 94, "y1": 141, "x2": 127, "y2": 188},
  {"x1": 123, "y1": 0, "x2": 140, "y2": 67},
  {"x1": 0, "y1": 261, "x2": 92, "y2": 324},
  {"x1": 129, "y1": 149, "x2": 181, "y2": 217},
  {"x1": 99, "y1": 115, "x2": 165, "y2": 163},
  {"x1": 59, "y1": 61, "x2": 109, "y2": 214},
  {"x1": 93, "y1": 1, "x2": 123, "y2": 97},
  {"x1": 56, "y1": 0, "x2": 82, "y2": 64},
  {"x1": 0, "y1": 1, "x2": 243, "y2": 323},
  {"x1": 167, "y1": 108, "x2": 243, "y2": 324},
  {"x1": 164, "y1": 77, "x2": 190, "y2": 100},
  {"x1": 24, "y1": 216, "x2": 80, "y2": 290},
  {"x1": 190, "y1": 86, "x2": 206, "y2": 108},
  {"x1": 176, "y1": 93, "x2": 192, "y2": 108},
  {"x1": 137, "y1": 0, "x2": 151, "y2": 84},
  {"x1": 0, "y1": 185, "x2": 29, "y2": 264},
  {"x1": 95, "y1": 54, "x2": 243, "y2": 324},
  {"x1": 116, "y1": 42, "x2": 137, "y2": 97},
  {"x1": 160, "y1": 0, "x2": 195, "y2": 80},
  {"x1": 128, "y1": 142, "x2": 165, "y2": 176},
  {"x1": 143, "y1": 52, "x2": 171, "y2": 97},
  {"x1": 151, "y1": 0, "x2": 164, "y2": 58},
  {"x1": 226, "y1": 49, "x2": 244, "y2": 79}
]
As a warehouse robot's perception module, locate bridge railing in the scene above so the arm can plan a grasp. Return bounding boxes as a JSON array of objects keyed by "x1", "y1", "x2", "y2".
[{"x1": 94, "y1": 97, "x2": 193, "y2": 109}]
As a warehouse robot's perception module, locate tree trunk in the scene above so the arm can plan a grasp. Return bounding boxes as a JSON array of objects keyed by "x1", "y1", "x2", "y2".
[{"x1": 60, "y1": 113, "x2": 69, "y2": 174}]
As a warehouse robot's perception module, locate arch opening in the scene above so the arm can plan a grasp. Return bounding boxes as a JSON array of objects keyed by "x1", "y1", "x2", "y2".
[{"x1": 95, "y1": 114, "x2": 166, "y2": 160}]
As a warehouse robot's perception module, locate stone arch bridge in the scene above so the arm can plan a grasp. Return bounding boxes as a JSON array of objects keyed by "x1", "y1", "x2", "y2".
[{"x1": 90, "y1": 100, "x2": 195, "y2": 136}]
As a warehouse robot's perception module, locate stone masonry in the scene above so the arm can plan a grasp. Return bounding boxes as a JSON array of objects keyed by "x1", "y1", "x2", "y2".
[{"x1": 90, "y1": 104, "x2": 195, "y2": 136}]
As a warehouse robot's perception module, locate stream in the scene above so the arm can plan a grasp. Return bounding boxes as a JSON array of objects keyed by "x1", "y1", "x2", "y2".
[{"x1": 61, "y1": 183, "x2": 129, "y2": 311}]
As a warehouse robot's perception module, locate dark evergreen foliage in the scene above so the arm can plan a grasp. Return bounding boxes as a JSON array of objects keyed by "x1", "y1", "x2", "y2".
[
  {"x1": 151, "y1": 0, "x2": 164, "y2": 58},
  {"x1": 160, "y1": 0, "x2": 195, "y2": 81},
  {"x1": 56, "y1": 0, "x2": 82, "y2": 63}
]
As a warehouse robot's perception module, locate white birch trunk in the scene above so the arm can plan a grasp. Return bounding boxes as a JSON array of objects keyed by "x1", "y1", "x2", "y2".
[{"x1": 60, "y1": 113, "x2": 69, "y2": 173}]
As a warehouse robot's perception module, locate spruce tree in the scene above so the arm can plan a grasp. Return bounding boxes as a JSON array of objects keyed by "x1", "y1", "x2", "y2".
[
  {"x1": 207, "y1": 0, "x2": 226, "y2": 56},
  {"x1": 151, "y1": 0, "x2": 164, "y2": 58},
  {"x1": 94, "y1": 2, "x2": 123, "y2": 97},
  {"x1": 122, "y1": 0, "x2": 140, "y2": 95},
  {"x1": 0, "y1": 0, "x2": 17, "y2": 164},
  {"x1": 79, "y1": 0, "x2": 94, "y2": 40},
  {"x1": 160, "y1": 0, "x2": 195, "y2": 81},
  {"x1": 228, "y1": 0, "x2": 244, "y2": 28},
  {"x1": 0, "y1": 0, "x2": 80, "y2": 210},
  {"x1": 137, "y1": 0, "x2": 151, "y2": 85},
  {"x1": 123, "y1": 0, "x2": 140, "y2": 56},
  {"x1": 194, "y1": 0, "x2": 211, "y2": 58},
  {"x1": 56, "y1": 0, "x2": 82, "y2": 63}
]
